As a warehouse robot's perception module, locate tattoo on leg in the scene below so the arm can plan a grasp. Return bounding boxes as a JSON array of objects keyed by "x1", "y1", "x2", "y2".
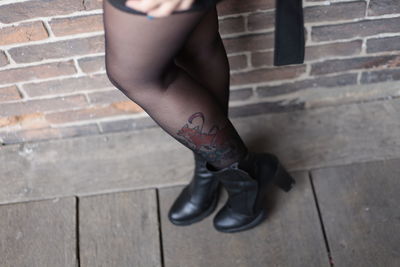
[{"x1": 176, "y1": 111, "x2": 244, "y2": 165}]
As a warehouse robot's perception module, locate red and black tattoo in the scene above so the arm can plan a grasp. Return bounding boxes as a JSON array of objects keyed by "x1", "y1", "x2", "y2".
[{"x1": 176, "y1": 111, "x2": 243, "y2": 165}]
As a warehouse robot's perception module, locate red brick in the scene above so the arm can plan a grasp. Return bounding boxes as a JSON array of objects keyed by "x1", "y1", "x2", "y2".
[
  {"x1": 231, "y1": 65, "x2": 306, "y2": 86},
  {"x1": 0, "y1": 0, "x2": 84, "y2": 24},
  {"x1": 368, "y1": 0, "x2": 400, "y2": 16},
  {"x1": 223, "y1": 33, "x2": 274, "y2": 54},
  {"x1": 247, "y1": 10, "x2": 275, "y2": 32},
  {"x1": 23, "y1": 74, "x2": 114, "y2": 97},
  {"x1": 305, "y1": 40, "x2": 362, "y2": 61},
  {"x1": 58, "y1": 123, "x2": 100, "y2": 138},
  {"x1": 0, "y1": 50, "x2": 8, "y2": 67},
  {"x1": 19, "y1": 112, "x2": 48, "y2": 129},
  {"x1": 49, "y1": 14, "x2": 104, "y2": 36},
  {"x1": 78, "y1": 55, "x2": 105, "y2": 73},
  {"x1": 0, "y1": 86, "x2": 22, "y2": 102},
  {"x1": 311, "y1": 55, "x2": 400, "y2": 75},
  {"x1": 312, "y1": 17, "x2": 400, "y2": 42},
  {"x1": 87, "y1": 89, "x2": 129, "y2": 104},
  {"x1": 0, "y1": 127, "x2": 61, "y2": 145},
  {"x1": 229, "y1": 88, "x2": 253, "y2": 101},
  {"x1": 45, "y1": 103, "x2": 144, "y2": 124},
  {"x1": 256, "y1": 73, "x2": 358, "y2": 97},
  {"x1": 367, "y1": 36, "x2": 400, "y2": 54},
  {"x1": 304, "y1": 1, "x2": 366, "y2": 23},
  {"x1": 111, "y1": 101, "x2": 143, "y2": 112},
  {"x1": 0, "y1": 112, "x2": 49, "y2": 129},
  {"x1": 82, "y1": 0, "x2": 103, "y2": 10},
  {"x1": 217, "y1": 0, "x2": 275, "y2": 16},
  {"x1": 0, "y1": 60, "x2": 76, "y2": 85},
  {"x1": 0, "y1": 94, "x2": 88, "y2": 117},
  {"x1": 228, "y1": 54, "x2": 248, "y2": 70},
  {"x1": 251, "y1": 50, "x2": 274, "y2": 68},
  {"x1": 0, "y1": 21, "x2": 48, "y2": 46},
  {"x1": 0, "y1": 116, "x2": 16, "y2": 128},
  {"x1": 361, "y1": 68, "x2": 400, "y2": 84},
  {"x1": 218, "y1": 16, "x2": 245, "y2": 35},
  {"x1": 0, "y1": 123, "x2": 99, "y2": 144},
  {"x1": 100, "y1": 117, "x2": 156, "y2": 133},
  {"x1": 8, "y1": 35, "x2": 104, "y2": 64},
  {"x1": 229, "y1": 100, "x2": 305, "y2": 118}
]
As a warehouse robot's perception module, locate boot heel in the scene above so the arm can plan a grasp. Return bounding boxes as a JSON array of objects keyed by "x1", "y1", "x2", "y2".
[{"x1": 272, "y1": 163, "x2": 295, "y2": 192}]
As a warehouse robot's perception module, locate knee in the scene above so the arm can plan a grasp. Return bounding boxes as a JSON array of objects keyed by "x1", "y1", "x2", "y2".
[{"x1": 105, "y1": 61, "x2": 167, "y2": 99}]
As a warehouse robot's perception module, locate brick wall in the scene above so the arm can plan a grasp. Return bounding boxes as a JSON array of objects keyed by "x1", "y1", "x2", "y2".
[{"x1": 0, "y1": 0, "x2": 399, "y2": 145}]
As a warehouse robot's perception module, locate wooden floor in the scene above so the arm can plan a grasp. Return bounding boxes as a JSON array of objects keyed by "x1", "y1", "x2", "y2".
[{"x1": 1, "y1": 96, "x2": 400, "y2": 266}]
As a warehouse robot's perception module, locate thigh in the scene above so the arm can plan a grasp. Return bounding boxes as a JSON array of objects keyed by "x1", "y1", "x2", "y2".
[
  {"x1": 176, "y1": 5, "x2": 220, "y2": 61},
  {"x1": 103, "y1": 0, "x2": 210, "y2": 86}
]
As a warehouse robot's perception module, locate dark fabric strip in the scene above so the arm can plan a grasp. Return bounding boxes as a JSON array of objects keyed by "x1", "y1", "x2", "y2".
[
  {"x1": 273, "y1": 0, "x2": 305, "y2": 66},
  {"x1": 106, "y1": 0, "x2": 220, "y2": 15}
]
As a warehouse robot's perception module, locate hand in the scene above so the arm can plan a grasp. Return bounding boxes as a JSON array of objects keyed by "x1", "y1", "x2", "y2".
[{"x1": 125, "y1": 0, "x2": 195, "y2": 18}]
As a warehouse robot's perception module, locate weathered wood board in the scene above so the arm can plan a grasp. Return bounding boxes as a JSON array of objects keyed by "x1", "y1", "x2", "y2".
[
  {"x1": 0, "y1": 197, "x2": 77, "y2": 267},
  {"x1": 158, "y1": 171, "x2": 330, "y2": 267},
  {"x1": 311, "y1": 158, "x2": 400, "y2": 266},
  {"x1": 78, "y1": 189, "x2": 162, "y2": 267}
]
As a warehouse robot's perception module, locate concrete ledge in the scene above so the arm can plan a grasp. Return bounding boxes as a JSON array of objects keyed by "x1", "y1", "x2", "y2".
[{"x1": 1, "y1": 93, "x2": 400, "y2": 205}]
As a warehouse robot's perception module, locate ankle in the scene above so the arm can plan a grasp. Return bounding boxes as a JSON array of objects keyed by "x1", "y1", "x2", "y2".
[{"x1": 207, "y1": 149, "x2": 250, "y2": 171}]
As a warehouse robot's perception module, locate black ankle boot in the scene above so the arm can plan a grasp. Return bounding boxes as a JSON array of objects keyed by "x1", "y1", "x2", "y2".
[
  {"x1": 205, "y1": 151, "x2": 295, "y2": 233},
  {"x1": 168, "y1": 152, "x2": 221, "y2": 225}
]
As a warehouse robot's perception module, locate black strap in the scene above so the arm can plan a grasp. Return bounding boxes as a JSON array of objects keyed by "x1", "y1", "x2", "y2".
[{"x1": 274, "y1": 0, "x2": 305, "y2": 66}]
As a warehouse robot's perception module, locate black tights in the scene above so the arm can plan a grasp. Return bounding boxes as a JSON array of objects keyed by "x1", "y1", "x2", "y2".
[{"x1": 102, "y1": 0, "x2": 248, "y2": 169}]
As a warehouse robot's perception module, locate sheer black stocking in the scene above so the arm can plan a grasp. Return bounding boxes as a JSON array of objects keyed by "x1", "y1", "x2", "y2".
[
  {"x1": 174, "y1": 6, "x2": 230, "y2": 117},
  {"x1": 103, "y1": 0, "x2": 248, "y2": 169}
]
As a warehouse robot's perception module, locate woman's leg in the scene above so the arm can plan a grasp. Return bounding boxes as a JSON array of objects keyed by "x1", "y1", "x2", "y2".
[
  {"x1": 103, "y1": 0, "x2": 248, "y2": 169},
  {"x1": 174, "y1": 6, "x2": 230, "y2": 117}
]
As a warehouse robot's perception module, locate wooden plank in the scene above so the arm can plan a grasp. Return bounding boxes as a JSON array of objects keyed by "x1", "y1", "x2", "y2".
[
  {"x1": 158, "y1": 171, "x2": 329, "y2": 267},
  {"x1": 1, "y1": 95, "x2": 400, "y2": 204},
  {"x1": 0, "y1": 197, "x2": 77, "y2": 267},
  {"x1": 311, "y1": 158, "x2": 400, "y2": 266},
  {"x1": 79, "y1": 189, "x2": 162, "y2": 267}
]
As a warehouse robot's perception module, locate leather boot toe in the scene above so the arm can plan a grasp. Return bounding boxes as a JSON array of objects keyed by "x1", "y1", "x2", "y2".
[
  {"x1": 168, "y1": 152, "x2": 220, "y2": 226},
  {"x1": 168, "y1": 185, "x2": 218, "y2": 225}
]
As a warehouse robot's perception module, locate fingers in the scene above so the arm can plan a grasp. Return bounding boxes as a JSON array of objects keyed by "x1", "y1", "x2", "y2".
[
  {"x1": 125, "y1": 0, "x2": 194, "y2": 17},
  {"x1": 125, "y1": 0, "x2": 164, "y2": 13},
  {"x1": 175, "y1": 0, "x2": 194, "y2": 11},
  {"x1": 147, "y1": 0, "x2": 182, "y2": 17}
]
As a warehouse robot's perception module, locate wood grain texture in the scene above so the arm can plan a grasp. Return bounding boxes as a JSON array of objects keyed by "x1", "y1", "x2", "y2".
[
  {"x1": 0, "y1": 197, "x2": 77, "y2": 267},
  {"x1": 79, "y1": 189, "x2": 162, "y2": 267},
  {"x1": 158, "y1": 171, "x2": 330, "y2": 267},
  {"x1": 311, "y1": 158, "x2": 400, "y2": 266}
]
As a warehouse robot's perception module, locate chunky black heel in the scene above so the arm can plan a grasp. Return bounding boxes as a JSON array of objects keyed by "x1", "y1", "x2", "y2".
[
  {"x1": 207, "y1": 151, "x2": 296, "y2": 233},
  {"x1": 271, "y1": 163, "x2": 296, "y2": 192}
]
